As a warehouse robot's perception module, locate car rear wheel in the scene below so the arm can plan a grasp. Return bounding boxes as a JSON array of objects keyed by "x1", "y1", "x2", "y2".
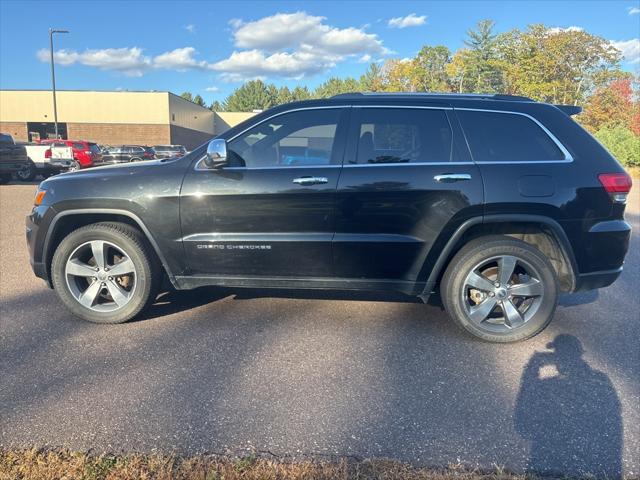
[
  {"x1": 130, "y1": 157, "x2": 141, "y2": 162},
  {"x1": 68, "y1": 160, "x2": 81, "y2": 172},
  {"x1": 51, "y1": 222, "x2": 160, "y2": 324},
  {"x1": 441, "y1": 235, "x2": 558, "y2": 343}
]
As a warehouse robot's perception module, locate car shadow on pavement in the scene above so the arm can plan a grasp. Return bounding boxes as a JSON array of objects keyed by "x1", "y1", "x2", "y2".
[
  {"x1": 558, "y1": 289, "x2": 599, "y2": 307},
  {"x1": 514, "y1": 334, "x2": 622, "y2": 478},
  {"x1": 136, "y1": 286, "x2": 427, "y2": 322}
]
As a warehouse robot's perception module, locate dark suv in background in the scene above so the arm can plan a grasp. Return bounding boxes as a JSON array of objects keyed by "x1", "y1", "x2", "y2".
[
  {"x1": 26, "y1": 93, "x2": 632, "y2": 342},
  {"x1": 152, "y1": 145, "x2": 187, "y2": 159},
  {"x1": 99, "y1": 145, "x2": 155, "y2": 164},
  {"x1": 0, "y1": 133, "x2": 28, "y2": 183}
]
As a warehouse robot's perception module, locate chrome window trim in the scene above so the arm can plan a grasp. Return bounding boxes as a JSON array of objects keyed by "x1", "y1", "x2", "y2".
[
  {"x1": 194, "y1": 104, "x2": 574, "y2": 172},
  {"x1": 455, "y1": 107, "x2": 574, "y2": 163},
  {"x1": 343, "y1": 161, "x2": 474, "y2": 168}
]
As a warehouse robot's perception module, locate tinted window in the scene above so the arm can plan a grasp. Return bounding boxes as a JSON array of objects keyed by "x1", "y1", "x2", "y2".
[
  {"x1": 354, "y1": 108, "x2": 452, "y2": 164},
  {"x1": 72, "y1": 142, "x2": 85, "y2": 150},
  {"x1": 89, "y1": 143, "x2": 100, "y2": 153},
  {"x1": 0, "y1": 134, "x2": 13, "y2": 145},
  {"x1": 227, "y1": 109, "x2": 342, "y2": 168},
  {"x1": 457, "y1": 110, "x2": 565, "y2": 162}
]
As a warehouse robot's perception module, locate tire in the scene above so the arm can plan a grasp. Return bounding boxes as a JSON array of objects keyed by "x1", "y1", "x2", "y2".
[
  {"x1": 441, "y1": 235, "x2": 558, "y2": 343},
  {"x1": 68, "y1": 160, "x2": 81, "y2": 172},
  {"x1": 130, "y1": 157, "x2": 141, "y2": 162},
  {"x1": 15, "y1": 161, "x2": 36, "y2": 181},
  {"x1": 51, "y1": 222, "x2": 161, "y2": 324}
]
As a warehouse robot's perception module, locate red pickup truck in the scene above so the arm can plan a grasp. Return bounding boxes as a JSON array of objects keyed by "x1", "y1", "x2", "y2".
[{"x1": 40, "y1": 139, "x2": 101, "y2": 169}]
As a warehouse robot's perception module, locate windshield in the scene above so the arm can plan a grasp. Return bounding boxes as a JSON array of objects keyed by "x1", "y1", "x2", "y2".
[
  {"x1": 0, "y1": 134, "x2": 13, "y2": 145},
  {"x1": 89, "y1": 143, "x2": 101, "y2": 153}
]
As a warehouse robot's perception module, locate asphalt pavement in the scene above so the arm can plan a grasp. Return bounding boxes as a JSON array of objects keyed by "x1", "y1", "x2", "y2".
[{"x1": 1, "y1": 182, "x2": 638, "y2": 478}]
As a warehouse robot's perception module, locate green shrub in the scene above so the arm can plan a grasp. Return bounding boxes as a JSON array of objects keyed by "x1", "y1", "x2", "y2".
[{"x1": 594, "y1": 126, "x2": 640, "y2": 168}]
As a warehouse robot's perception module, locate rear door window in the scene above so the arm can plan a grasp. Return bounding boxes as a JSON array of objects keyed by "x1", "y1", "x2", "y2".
[
  {"x1": 352, "y1": 108, "x2": 453, "y2": 164},
  {"x1": 72, "y1": 142, "x2": 85, "y2": 150},
  {"x1": 457, "y1": 110, "x2": 565, "y2": 162}
]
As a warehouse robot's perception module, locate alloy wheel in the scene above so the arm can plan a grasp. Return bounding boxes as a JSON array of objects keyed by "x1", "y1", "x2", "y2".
[
  {"x1": 65, "y1": 240, "x2": 137, "y2": 312},
  {"x1": 461, "y1": 255, "x2": 544, "y2": 333}
]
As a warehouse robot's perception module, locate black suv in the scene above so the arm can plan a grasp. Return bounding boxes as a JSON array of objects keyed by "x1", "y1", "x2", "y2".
[
  {"x1": 26, "y1": 93, "x2": 632, "y2": 342},
  {"x1": 99, "y1": 145, "x2": 155, "y2": 164}
]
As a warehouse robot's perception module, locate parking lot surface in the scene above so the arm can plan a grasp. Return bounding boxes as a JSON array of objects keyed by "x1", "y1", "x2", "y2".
[{"x1": 1, "y1": 182, "x2": 638, "y2": 477}]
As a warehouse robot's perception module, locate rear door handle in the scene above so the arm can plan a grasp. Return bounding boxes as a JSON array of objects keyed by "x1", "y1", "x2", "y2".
[
  {"x1": 293, "y1": 176, "x2": 328, "y2": 186},
  {"x1": 434, "y1": 173, "x2": 472, "y2": 183}
]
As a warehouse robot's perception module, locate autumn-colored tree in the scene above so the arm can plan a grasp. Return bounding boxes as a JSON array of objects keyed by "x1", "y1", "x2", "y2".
[
  {"x1": 500, "y1": 25, "x2": 622, "y2": 104},
  {"x1": 579, "y1": 78, "x2": 636, "y2": 133}
]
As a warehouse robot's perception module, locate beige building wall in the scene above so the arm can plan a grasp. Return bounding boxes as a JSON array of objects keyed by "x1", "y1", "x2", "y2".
[
  {"x1": 0, "y1": 90, "x2": 171, "y2": 124},
  {"x1": 168, "y1": 94, "x2": 214, "y2": 134}
]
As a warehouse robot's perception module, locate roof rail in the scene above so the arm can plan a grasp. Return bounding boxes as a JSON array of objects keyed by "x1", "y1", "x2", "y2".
[{"x1": 331, "y1": 92, "x2": 534, "y2": 102}]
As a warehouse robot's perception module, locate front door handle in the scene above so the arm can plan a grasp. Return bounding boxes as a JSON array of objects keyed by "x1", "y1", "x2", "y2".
[
  {"x1": 293, "y1": 176, "x2": 329, "y2": 186},
  {"x1": 434, "y1": 173, "x2": 472, "y2": 183}
]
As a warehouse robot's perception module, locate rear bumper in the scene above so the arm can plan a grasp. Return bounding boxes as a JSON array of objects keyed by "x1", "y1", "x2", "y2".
[{"x1": 573, "y1": 267, "x2": 623, "y2": 292}]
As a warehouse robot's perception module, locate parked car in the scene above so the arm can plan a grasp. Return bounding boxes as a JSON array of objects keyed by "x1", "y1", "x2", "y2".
[
  {"x1": 26, "y1": 93, "x2": 632, "y2": 342},
  {"x1": 152, "y1": 145, "x2": 187, "y2": 159},
  {"x1": 14, "y1": 143, "x2": 75, "y2": 181},
  {"x1": 99, "y1": 145, "x2": 155, "y2": 164},
  {"x1": 0, "y1": 133, "x2": 28, "y2": 183},
  {"x1": 40, "y1": 139, "x2": 101, "y2": 169}
]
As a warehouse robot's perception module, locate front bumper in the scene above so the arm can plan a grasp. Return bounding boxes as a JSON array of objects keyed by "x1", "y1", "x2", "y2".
[{"x1": 26, "y1": 205, "x2": 55, "y2": 287}]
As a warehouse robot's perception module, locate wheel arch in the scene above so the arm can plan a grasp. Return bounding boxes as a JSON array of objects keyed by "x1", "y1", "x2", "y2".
[
  {"x1": 43, "y1": 209, "x2": 177, "y2": 288},
  {"x1": 423, "y1": 214, "x2": 578, "y2": 297}
]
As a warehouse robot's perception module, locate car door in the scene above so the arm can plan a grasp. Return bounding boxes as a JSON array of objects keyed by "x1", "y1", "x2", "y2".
[
  {"x1": 180, "y1": 107, "x2": 349, "y2": 278},
  {"x1": 333, "y1": 105, "x2": 484, "y2": 293}
]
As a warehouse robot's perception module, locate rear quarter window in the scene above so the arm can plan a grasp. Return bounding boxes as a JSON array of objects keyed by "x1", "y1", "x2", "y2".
[{"x1": 457, "y1": 110, "x2": 566, "y2": 162}]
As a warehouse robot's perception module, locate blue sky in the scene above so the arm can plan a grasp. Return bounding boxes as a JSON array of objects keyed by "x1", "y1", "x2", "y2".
[{"x1": 1, "y1": 0, "x2": 639, "y2": 104}]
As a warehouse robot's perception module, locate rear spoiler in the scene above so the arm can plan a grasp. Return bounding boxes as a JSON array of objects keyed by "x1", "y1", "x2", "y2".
[{"x1": 555, "y1": 104, "x2": 582, "y2": 116}]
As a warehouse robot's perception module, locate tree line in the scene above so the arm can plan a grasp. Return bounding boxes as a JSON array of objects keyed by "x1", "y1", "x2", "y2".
[{"x1": 180, "y1": 20, "x2": 639, "y2": 167}]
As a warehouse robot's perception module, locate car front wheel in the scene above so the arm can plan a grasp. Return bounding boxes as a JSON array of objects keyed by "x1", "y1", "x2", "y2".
[
  {"x1": 51, "y1": 222, "x2": 160, "y2": 324},
  {"x1": 441, "y1": 235, "x2": 558, "y2": 343}
]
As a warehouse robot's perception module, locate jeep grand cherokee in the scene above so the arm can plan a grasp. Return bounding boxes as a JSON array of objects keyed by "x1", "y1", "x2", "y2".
[{"x1": 26, "y1": 93, "x2": 632, "y2": 342}]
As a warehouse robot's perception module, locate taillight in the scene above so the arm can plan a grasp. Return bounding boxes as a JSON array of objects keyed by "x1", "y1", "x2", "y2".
[
  {"x1": 44, "y1": 149, "x2": 52, "y2": 158},
  {"x1": 598, "y1": 173, "x2": 632, "y2": 203}
]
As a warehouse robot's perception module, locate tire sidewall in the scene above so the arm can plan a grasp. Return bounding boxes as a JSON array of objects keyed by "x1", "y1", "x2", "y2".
[
  {"x1": 443, "y1": 238, "x2": 558, "y2": 342},
  {"x1": 51, "y1": 225, "x2": 153, "y2": 324}
]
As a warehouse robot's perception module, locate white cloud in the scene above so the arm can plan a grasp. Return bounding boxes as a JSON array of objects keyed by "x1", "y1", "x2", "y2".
[
  {"x1": 611, "y1": 38, "x2": 640, "y2": 64},
  {"x1": 358, "y1": 54, "x2": 372, "y2": 63},
  {"x1": 205, "y1": 86, "x2": 219, "y2": 92},
  {"x1": 212, "y1": 49, "x2": 333, "y2": 80},
  {"x1": 36, "y1": 11, "x2": 390, "y2": 81},
  {"x1": 184, "y1": 24, "x2": 196, "y2": 33},
  {"x1": 153, "y1": 47, "x2": 211, "y2": 70},
  {"x1": 38, "y1": 47, "x2": 152, "y2": 76},
  {"x1": 217, "y1": 11, "x2": 387, "y2": 80},
  {"x1": 546, "y1": 26, "x2": 584, "y2": 34},
  {"x1": 37, "y1": 46, "x2": 216, "y2": 76},
  {"x1": 388, "y1": 13, "x2": 427, "y2": 29},
  {"x1": 628, "y1": 6, "x2": 640, "y2": 15}
]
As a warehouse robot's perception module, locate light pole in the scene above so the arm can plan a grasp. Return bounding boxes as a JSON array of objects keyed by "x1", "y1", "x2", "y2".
[{"x1": 49, "y1": 28, "x2": 69, "y2": 140}]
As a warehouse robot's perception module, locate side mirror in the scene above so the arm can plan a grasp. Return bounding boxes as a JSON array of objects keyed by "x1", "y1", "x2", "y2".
[{"x1": 203, "y1": 139, "x2": 227, "y2": 169}]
